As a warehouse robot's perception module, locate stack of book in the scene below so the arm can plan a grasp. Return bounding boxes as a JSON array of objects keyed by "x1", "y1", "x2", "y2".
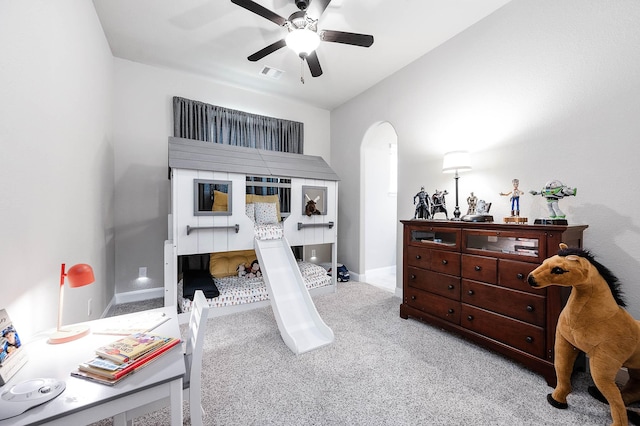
[{"x1": 71, "y1": 332, "x2": 180, "y2": 385}]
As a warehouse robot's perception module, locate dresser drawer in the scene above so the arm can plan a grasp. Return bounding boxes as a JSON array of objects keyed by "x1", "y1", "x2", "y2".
[
  {"x1": 461, "y1": 304, "x2": 545, "y2": 358},
  {"x1": 407, "y1": 267, "x2": 460, "y2": 300},
  {"x1": 407, "y1": 246, "x2": 431, "y2": 269},
  {"x1": 498, "y1": 259, "x2": 546, "y2": 295},
  {"x1": 463, "y1": 229, "x2": 544, "y2": 263},
  {"x1": 405, "y1": 287, "x2": 460, "y2": 324},
  {"x1": 430, "y1": 250, "x2": 460, "y2": 275},
  {"x1": 461, "y1": 280, "x2": 546, "y2": 326},
  {"x1": 462, "y1": 254, "x2": 497, "y2": 284}
]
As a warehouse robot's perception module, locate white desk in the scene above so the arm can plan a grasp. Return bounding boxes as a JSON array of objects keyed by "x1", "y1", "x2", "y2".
[{"x1": 0, "y1": 307, "x2": 184, "y2": 426}]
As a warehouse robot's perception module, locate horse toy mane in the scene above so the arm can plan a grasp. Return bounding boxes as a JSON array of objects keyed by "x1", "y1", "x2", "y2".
[
  {"x1": 557, "y1": 246, "x2": 626, "y2": 307},
  {"x1": 528, "y1": 243, "x2": 640, "y2": 426}
]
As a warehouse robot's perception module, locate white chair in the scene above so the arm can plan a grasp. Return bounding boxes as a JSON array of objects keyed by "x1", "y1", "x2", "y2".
[
  {"x1": 120, "y1": 290, "x2": 210, "y2": 426},
  {"x1": 183, "y1": 289, "x2": 210, "y2": 425}
]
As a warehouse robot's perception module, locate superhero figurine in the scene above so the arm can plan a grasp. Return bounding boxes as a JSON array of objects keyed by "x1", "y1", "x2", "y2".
[
  {"x1": 413, "y1": 187, "x2": 431, "y2": 219},
  {"x1": 529, "y1": 180, "x2": 577, "y2": 219}
]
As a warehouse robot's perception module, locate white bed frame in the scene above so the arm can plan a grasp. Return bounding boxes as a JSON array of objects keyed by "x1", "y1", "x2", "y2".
[{"x1": 164, "y1": 138, "x2": 339, "y2": 321}]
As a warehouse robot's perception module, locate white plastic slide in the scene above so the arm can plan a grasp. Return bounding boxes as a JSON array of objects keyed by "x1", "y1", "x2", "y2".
[{"x1": 254, "y1": 237, "x2": 334, "y2": 355}]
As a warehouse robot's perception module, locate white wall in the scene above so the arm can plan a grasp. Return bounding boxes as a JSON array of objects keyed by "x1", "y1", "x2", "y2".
[
  {"x1": 331, "y1": 0, "x2": 640, "y2": 317},
  {"x1": 0, "y1": 0, "x2": 114, "y2": 338},
  {"x1": 362, "y1": 123, "x2": 397, "y2": 275},
  {"x1": 112, "y1": 59, "x2": 331, "y2": 294}
]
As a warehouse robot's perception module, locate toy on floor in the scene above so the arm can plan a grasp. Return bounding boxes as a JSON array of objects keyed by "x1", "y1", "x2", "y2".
[{"x1": 527, "y1": 243, "x2": 640, "y2": 426}]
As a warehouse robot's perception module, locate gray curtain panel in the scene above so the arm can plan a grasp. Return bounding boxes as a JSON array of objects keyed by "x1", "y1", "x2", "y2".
[
  {"x1": 173, "y1": 96, "x2": 299, "y2": 214},
  {"x1": 172, "y1": 96, "x2": 303, "y2": 154}
]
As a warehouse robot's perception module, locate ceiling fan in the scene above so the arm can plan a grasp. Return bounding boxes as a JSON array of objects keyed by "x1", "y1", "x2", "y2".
[{"x1": 231, "y1": 0, "x2": 374, "y2": 79}]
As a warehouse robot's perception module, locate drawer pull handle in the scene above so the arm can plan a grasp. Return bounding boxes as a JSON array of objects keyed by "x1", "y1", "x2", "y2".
[
  {"x1": 448, "y1": 285, "x2": 454, "y2": 290},
  {"x1": 442, "y1": 259, "x2": 448, "y2": 265},
  {"x1": 474, "y1": 265, "x2": 482, "y2": 271},
  {"x1": 526, "y1": 305, "x2": 534, "y2": 312},
  {"x1": 526, "y1": 336, "x2": 534, "y2": 343},
  {"x1": 410, "y1": 274, "x2": 416, "y2": 280},
  {"x1": 467, "y1": 315, "x2": 474, "y2": 321},
  {"x1": 448, "y1": 308, "x2": 454, "y2": 314},
  {"x1": 411, "y1": 295, "x2": 416, "y2": 300},
  {"x1": 415, "y1": 255, "x2": 421, "y2": 260},
  {"x1": 467, "y1": 290, "x2": 474, "y2": 295},
  {"x1": 517, "y1": 273, "x2": 525, "y2": 280}
]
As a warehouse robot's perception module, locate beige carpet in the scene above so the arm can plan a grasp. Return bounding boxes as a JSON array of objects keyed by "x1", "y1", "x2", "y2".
[{"x1": 91, "y1": 282, "x2": 616, "y2": 425}]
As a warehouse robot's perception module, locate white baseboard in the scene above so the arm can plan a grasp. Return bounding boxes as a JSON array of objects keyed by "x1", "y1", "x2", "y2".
[
  {"x1": 103, "y1": 287, "x2": 165, "y2": 318},
  {"x1": 359, "y1": 266, "x2": 397, "y2": 285},
  {"x1": 365, "y1": 266, "x2": 396, "y2": 276},
  {"x1": 114, "y1": 287, "x2": 164, "y2": 304},
  {"x1": 394, "y1": 287, "x2": 402, "y2": 298}
]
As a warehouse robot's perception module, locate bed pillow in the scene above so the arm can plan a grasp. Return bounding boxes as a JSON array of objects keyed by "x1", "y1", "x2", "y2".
[
  {"x1": 182, "y1": 270, "x2": 220, "y2": 300},
  {"x1": 209, "y1": 249, "x2": 257, "y2": 278},
  {"x1": 255, "y1": 202, "x2": 279, "y2": 225},
  {"x1": 245, "y1": 203, "x2": 255, "y2": 222},
  {"x1": 246, "y1": 194, "x2": 281, "y2": 221},
  {"x1": 212, "y1": 190, "x2": 228, "y2": 212}
]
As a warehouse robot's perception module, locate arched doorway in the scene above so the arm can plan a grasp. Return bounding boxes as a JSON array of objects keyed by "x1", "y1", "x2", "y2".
[{"x1": 361, "y1": 122, "x2": 398, "y2": 292}]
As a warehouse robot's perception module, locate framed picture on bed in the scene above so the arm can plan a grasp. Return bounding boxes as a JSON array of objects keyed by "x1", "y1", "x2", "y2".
[
  {"x1": 302, "y1": 186, "x2": 327, "y2": 216},
  {"x1": 194, "y1": 179, "x2": 232, "y2": 216}
]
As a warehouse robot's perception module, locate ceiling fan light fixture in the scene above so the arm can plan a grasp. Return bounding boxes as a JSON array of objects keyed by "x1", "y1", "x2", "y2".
[{"x1": 286, "y1": 28, "x2": 320, "y2": 57}]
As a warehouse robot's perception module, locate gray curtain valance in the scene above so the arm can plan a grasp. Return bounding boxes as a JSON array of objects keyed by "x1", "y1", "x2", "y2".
[{"x1": 173, "y1": 96, "x2": 303, "y2": 154}]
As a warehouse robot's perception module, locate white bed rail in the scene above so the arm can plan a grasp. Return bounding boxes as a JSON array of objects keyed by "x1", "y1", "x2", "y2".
[
  {"x1": 186, "y1": 224, "x2": 239, "y2": 235},
  {"x1": 297, "y1": 221, "x2": 334, "y2": 230}
]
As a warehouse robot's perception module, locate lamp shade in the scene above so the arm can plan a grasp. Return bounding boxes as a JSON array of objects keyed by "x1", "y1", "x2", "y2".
[
  {"x1": 286, "y1": 28, "x2": 320, "y2": 57},
  {"x1": 442, "y1": 151, "x2": 472, "y2": 173},
  {"x1": 66, "y1": 264, "x2": 95, "y2": 288}
]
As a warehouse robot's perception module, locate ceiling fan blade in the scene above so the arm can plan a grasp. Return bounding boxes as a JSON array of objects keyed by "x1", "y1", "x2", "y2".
[
  {"x1": 320, "y1": 30, "x2": 374, "y2": 47},
  {"x1": 248, "y1": 39, "x2": 287, "y2": 61},
  {"x1": 306, "y1": 51, "x2": 323, "y2": 77},
  {"x1": 231, "y1": 0, "x2": 287, "y2": 26},
  {"x1": 307, "y1": 0, "x2": 331, "y2": 19}
]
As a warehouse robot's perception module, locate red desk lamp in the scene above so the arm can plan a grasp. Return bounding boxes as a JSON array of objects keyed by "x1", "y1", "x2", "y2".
[{"x1": 48, "y1": 263, "x2": 95, "y2": 344}]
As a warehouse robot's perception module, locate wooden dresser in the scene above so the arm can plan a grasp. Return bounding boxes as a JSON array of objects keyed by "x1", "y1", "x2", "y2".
[{"x1": 400, "y1": 220, "x2": 588, "y2": 386}]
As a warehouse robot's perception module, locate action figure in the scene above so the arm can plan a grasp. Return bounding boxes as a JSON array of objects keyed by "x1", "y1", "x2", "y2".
[
  {"x1": 431, "y1": 189, "x2": 449, "y2": 219},
  {"x1": 530, "y1": 179, "x2": 577, "y2": 219},
  {"x1": 476, "y1": 199, "x2": 491, "y2": 215},
  {"x1": 466, "y1": 192, "x2": 478, "y2": 215},
  {"x1": 500, "y1": 178, "x2": 524, "y2": 217},
  {"x1": 413, "y1": 186, "x2": 431, "y2": 219}
]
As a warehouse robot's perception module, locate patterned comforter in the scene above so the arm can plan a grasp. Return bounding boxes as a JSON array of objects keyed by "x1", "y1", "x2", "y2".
[{"x1": 179, "y1": 261, "x2": 331, "y2": 312}]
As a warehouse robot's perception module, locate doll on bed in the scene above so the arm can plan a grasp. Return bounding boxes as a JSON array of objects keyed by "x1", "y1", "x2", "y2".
[{"x1": 237, "y1": 260, "x2": 262, "y2": 278}]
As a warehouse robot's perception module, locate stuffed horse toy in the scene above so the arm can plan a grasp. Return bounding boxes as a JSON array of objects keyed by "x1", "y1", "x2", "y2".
[{"x1": 528, "y1": 243, "x2": 640, "y2": 426}]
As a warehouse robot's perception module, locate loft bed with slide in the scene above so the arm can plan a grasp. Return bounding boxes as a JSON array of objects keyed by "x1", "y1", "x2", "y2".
[{"x1": 164, "y1": 137, "x2": 339, "y2": 354}]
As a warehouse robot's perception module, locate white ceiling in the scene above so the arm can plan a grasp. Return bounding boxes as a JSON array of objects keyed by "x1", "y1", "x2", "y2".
[{"x1": 93, "y1": 0, "x2": 511, "y2": 110}]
